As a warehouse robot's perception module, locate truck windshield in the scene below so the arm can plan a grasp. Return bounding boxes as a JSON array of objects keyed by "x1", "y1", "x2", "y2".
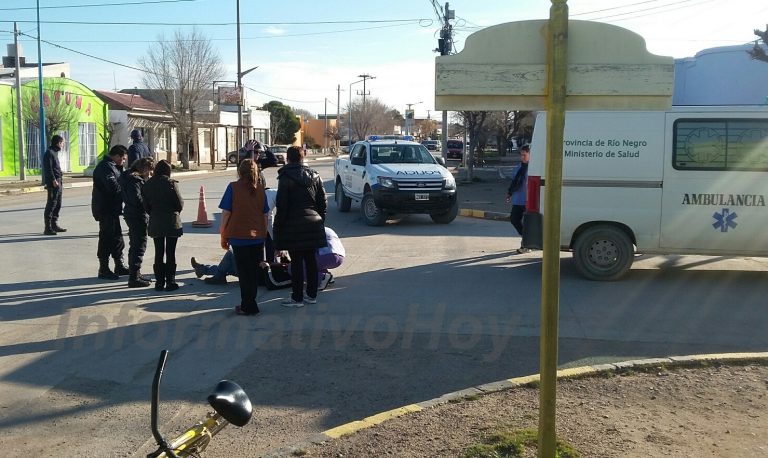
[{"x1": 370, "y1": 145, "x2": 435, "y2": 164}]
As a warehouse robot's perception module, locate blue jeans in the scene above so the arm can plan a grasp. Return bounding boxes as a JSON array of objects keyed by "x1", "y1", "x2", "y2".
[{"x1": 202, "y1": 249, "x2": 238, "y2": 277}]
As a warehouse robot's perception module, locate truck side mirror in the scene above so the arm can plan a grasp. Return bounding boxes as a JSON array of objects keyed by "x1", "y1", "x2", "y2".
[{"x1": 436, "y1": 156, "x2": 446, "y2": 167}]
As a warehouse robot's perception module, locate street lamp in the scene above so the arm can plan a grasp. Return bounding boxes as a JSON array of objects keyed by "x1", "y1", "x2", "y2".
[
  {"x1": 235, "y1": 0, "x2": 259, "y2": 146},
  {"x1": 405, "y1": 101, "x2": 423, "y2": 136}
]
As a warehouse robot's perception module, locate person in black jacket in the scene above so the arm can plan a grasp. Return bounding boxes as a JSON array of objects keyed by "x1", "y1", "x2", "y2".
[
  {"x1": 127, "y1": 129, "x2": 152, "y2": 168},
  {"x1": 273, "y1": 146, "x2": 327, "y2": 307},
  {"x1": 143, "y1": 160, "x2": 184, "y2": 292},
  {"x1": 92, "y1": 145, "x2": 128, "y2": 279},
  {"x1": 42, "y1": 135, "x2": 66, "y2": 235},
  {"x1": 120, "y1": 157, "x2": 154, "y2": 288}
]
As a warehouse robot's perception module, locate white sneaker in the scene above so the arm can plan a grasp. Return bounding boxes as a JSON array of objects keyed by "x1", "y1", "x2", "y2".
[
  {"x1": 281, "y1": 298, "x2": 305, "y2": 308},
  {"x1": 319, "y1": 273, "x2": 333, "y2": 290},
  {"x1": 304, "y1": 296, "x2": 317, "y2": 305}
]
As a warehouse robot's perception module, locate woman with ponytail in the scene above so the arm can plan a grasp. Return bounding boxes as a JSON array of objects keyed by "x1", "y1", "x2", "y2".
[{"x1": 218, "y1": 159, "x2": 270, "y2": 315}]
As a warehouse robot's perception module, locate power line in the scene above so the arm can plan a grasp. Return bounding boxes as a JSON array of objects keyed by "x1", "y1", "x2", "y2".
[
  {"x1": 243, "y1": 86, "x2": 324, "y2": 104},
  {"x1": 570, "y1": 0, "x2": 666, "y2": 17},
  {"x1": 18, "y1": 21, "x2": 428, "y2": 44},
  {"x1": 585, "y1": 0, "x2": 716, "y2": 22},
  {"x1": 0, "y1": 18, "x2": 429, "y2": 27},
  {"x1": 0, "y1": 0, "x2": 197, "y2": 11}
]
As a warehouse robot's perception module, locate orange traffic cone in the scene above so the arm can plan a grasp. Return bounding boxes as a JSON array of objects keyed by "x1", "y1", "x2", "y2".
[{"x1": 192, "y1": 185, "x2": 213, "y2": 228}]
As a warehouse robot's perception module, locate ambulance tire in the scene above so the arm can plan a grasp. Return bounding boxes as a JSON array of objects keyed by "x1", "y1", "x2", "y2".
[
  {"x1": 573, "y1": 225, "x2": 634, "y2": 281},
  {"x1": 430, "y1": 200, "x2": 458, "y2": 224},
  {"x1": 362, "y1": 193, "x2": 387, "y2": 226},
  {"x1": 335, "y1": 181, "x2": 351, "y2": 212}
]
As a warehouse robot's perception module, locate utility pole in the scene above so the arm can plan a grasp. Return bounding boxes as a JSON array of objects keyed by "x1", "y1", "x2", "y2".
[
  {"x1": 236, "y1": 0, "x2": 243, "y2": 149},
  {"x1": 324, "y1": 98, "x2": 328, "y2": 152},
  {"x1": 438, "y1": 2, "x2": 454, "y2": 159},
  {"x1": 350, "y1": 73, "x2": 376, "y2": 138},
  {"x1": 336, "y1": 84, "x2": 342, "y2": 152},
  {"x1": 14, "y1": 22, "x2": 25, "y2": 180}
]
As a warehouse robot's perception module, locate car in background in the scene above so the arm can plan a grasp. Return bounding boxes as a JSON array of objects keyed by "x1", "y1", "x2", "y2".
[
  {"x1": 446, "y1": 139, "x2": 464, "y2": 159},
  {"x1": 268, "y1": 145, "x2": 289, "y2": 164},
  {"x1": 421, "y1": 139, "x2": 440, "y2": 151}
]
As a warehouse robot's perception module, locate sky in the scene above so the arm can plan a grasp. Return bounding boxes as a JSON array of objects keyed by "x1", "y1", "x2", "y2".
[{"x1": 1, "y1": 0, "x2": 766, "y2": 119}]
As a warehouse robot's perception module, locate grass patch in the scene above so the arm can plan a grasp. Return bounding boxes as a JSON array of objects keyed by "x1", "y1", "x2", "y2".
[{"x1": 462, "y1": 428, "x2": 580, "y2": 458}]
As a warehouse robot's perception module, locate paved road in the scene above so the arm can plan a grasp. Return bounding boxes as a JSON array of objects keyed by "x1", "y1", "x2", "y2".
[{"x1": 1, "y1": 164, "x2": 767, "y2": 456}]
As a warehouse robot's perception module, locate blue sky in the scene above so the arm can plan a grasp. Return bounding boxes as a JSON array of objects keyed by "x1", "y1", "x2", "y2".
[{"x1": 1, "y1": 0, "x2": 765, "y2": 117}]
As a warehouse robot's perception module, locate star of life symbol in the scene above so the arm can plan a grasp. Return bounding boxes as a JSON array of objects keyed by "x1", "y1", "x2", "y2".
[{"x1": 713, "y1": 208, "x2": 737, "y2": 232}]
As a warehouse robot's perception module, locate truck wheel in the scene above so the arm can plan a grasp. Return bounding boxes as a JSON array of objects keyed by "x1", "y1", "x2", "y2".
[
  {"x1": 227, "y1": 152, "x2": 238, "y2": 164},
  {"x1": 573, "y1": 225, "x2": 634, "y2": 281},
  {"x1": 335, "y1": 181, "x2": 351, "y2": 212},
  {"x1": 361, "y1": 193, "x2": 387, "y2": 226},
  {"x1": 430, "y1": 200, "x2": 459, "y2": 224}
]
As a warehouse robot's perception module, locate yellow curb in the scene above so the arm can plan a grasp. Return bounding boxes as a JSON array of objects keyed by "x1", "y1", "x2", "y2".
[
  {"x1": 508, "y1": 374, "x2": 540, "y2": 385},
  {"x1": 324, "y1": 405, "x2": 422, "y2": 439},
  {"x1": 674, "y1": 352, "x2": 768, "y2": 361},
  {"x1": 556, "y1": 366, "x2": 597, "y2": 379}
]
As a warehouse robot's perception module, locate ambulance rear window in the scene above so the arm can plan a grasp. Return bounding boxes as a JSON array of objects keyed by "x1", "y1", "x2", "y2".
[{"x1": 673, "y1": 118, "x2": 768, "y2": 171}]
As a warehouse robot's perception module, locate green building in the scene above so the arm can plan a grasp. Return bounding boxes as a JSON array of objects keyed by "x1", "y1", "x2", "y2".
[{"x1": 0, "y1": 77, "x2": 108, "y2": 178}]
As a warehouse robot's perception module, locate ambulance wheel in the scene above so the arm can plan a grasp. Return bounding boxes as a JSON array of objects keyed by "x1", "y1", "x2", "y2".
[
  {"x1": 573, "y1": 225, "x2": 634, "y2": 281},
  {"x1": 430, "y1": 200, "x2": 458, "y2": 224},
  {"x1": 335, "y1": 181, "x2": 351, "y2": 212},
  {"x1": 362, "y1": 193, "x2": 387, "y2": 226}
]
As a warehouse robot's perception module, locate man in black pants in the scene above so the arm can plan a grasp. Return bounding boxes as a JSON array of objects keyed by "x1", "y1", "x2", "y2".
[
  {"x1": 92, "y1": 145, "x2": 129, "y2": 279},
  {"x1": 505, "y1": 144, "x2": 530, "y2": 254},
  {"x1": 42, "y1": 135, "x2": 66, "y2": 235}
]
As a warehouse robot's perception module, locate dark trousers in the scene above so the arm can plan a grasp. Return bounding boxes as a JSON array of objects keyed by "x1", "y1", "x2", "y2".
[
  {"x1": 97, "y1": 215, "x2": 125, "y2": 260},
  {"x1": 152, "y1": 237, "x2": 178, "y2": 265},
  {"x1": 510, "y1": 205, "x2": 525, "y2": 236},
  {"x1": 288, "y1": 248, "x2": 318, "y2": 302},
  {"x1": 232, "y1": 244, "x2": 265, "y2": 313},
  {"x1": 125, "y1": 216, "x2": 148, "y2": 272},
  {"x1": 44, "y1": 185, "x2": 62, "y2": 227}
]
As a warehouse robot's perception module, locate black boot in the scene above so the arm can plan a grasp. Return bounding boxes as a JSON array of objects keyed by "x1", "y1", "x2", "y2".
[
  {"x1": 52, "y1": 220, "x2": 67, "y2": 232},
  {"x1": 98, "y1": 258, "x2": 119, "y2": 280},
  {"x1": 44, "y1": 218, "x2": 57, "y2": 236},
  {"x1": 128, "y1": 268, "x2": 151, "y2": 288},
  {"x1": 165, "y1": 263, "x2": 179, "y2": 291},
  {"x1": 153, "y1": 263, "x2": 166, "y2": 291},
  {"x1": 138, "y1": 270, "x2": 152, "y2": 282},
  {"x1": 113, "y1": 256, "x2": 130, "y2": 276}
]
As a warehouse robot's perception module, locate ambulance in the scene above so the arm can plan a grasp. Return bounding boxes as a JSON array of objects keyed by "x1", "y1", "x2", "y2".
[{"x1": 524, "y1": 106, "x2": 768, "y2": 280}]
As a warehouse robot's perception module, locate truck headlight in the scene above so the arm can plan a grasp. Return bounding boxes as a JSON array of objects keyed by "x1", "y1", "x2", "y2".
[
  {"x1": 443, "y1": 176, "x2": 456, "y2": 190},
  {"x1": 378, "y1": 177, "x2": 395, "y2": 188}
]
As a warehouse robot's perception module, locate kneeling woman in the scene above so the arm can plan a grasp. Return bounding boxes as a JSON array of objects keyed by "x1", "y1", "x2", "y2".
[{"x1": 218, "y1": 159, "x2": 270, "y2": 315}]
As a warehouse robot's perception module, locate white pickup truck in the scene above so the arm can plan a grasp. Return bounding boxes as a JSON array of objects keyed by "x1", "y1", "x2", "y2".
[{"x1": 333, "y1": 137, "x2": 458, "y2": 225}]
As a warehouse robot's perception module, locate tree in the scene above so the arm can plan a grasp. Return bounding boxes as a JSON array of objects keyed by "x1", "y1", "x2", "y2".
[
  {"x1": 138, "y1": 27, "x2": 224, "y2": 168},
  {"x1": 22, "y1": 80, "x2": 81, "y2": 145},
  {"x1": 455, "y1": 111, "x2": 488, "y2": 181},
  {"x1": 749, "y1": 26, "x2": 768, "y2": 62},
  {"x1": 346, "y1": 97, "x2": 396, "y2": 141},
  {"x1": 263, "y1": 101, "x2": 300, "y2": 144}
]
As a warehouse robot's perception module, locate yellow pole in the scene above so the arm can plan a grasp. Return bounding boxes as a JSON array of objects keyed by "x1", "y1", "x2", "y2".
[{"x1": 539, "y1": 1, "x2": 568, "y2": 457}]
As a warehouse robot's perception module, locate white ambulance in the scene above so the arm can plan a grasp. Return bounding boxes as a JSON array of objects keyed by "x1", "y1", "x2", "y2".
[{"x1": 524, "y1": 106, "x2": 768, "y2": 280}]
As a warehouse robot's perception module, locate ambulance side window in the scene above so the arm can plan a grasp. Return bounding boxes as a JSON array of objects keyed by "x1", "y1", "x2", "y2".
[{"x1": 674, "y1": 118, "x2": 768, "y2": 171}]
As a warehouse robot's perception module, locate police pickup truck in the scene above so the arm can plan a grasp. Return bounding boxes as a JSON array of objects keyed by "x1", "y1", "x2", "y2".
[{"x1": 333, "y1": 136, "x2": 458, "y2": 226}]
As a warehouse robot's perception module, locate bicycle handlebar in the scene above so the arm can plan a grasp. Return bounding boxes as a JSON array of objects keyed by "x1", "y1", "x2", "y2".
[{"x1": 149, "y1": 350, "x2": 179, "y2": 458}]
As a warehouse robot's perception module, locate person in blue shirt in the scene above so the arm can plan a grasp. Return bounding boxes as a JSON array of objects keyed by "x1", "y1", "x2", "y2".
[
  {"x1": 505, "y1": 144, "x2": 530, "y2": 254},
  {"x1": 218, "y1": 159, "x2": 270, "y2": 316}
]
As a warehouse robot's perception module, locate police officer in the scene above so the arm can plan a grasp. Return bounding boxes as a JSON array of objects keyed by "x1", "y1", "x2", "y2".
[
  {"x1": 92, "y1": 145, "x2": 129, "y2": 279},
  {"x1": 42, "y1": 135, "x2": 66, "y2": 235},
  {"x1": 127, "y1": 129, "x2": 152, "y2": 167}
]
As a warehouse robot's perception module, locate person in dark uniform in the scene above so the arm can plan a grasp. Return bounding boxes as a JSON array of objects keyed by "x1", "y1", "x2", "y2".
[
  {"x1": 127, "y1": 129, "x2": 152, "y2": 168},
  {"x1": 120, "y1": 157, "x2": 154, "y2": 288},
  {"x1": 92, "y1": 145, "x2": 129, "y2": 279},
  {"x1": 42, "y1": 135, "x2": 66, "y2": 235}
]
